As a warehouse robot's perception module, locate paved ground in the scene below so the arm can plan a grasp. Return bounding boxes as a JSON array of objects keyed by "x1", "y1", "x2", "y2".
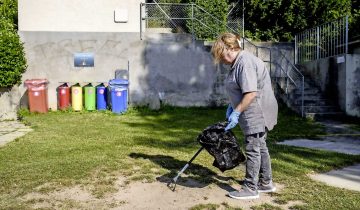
[
  {"x1": 0, "y1": 120, "x2": 33, "y2": 147},
  {"x1": 309, "y1": 164, "x2": 360, "y2": 192},
  {"x1": 279, "y1": 137, "x2": 360, "y2": 155},
  {"x1": 278, "y1": 119, "x2": 360, "y2": 192}
]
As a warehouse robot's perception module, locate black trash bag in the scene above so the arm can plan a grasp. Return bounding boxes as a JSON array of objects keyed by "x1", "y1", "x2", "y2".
[{"x1": 197, "y1": 121, "x2": 246, "y2": 172}]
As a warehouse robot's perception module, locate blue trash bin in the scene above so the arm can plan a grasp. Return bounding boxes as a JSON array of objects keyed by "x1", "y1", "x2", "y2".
[
  {"x1": 108, "y1": 79, "x2": 129, "y2": 113},
  {"x1": 96, "y1": 83, "x2": 107, "y2": 110}
]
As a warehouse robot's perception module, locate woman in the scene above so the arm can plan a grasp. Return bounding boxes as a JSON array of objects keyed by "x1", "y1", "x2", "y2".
[{"x1": 211, "y1": 32, "x2": 278, "y2": 199}]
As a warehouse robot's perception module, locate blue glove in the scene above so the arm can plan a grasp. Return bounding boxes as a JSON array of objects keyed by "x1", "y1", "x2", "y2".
[
  {"x1": 226, "y1": 104, "x2": 233, "y2": 120},
  {"x1": 225, "y1": 111, "x2": 241, "y2": 131}
]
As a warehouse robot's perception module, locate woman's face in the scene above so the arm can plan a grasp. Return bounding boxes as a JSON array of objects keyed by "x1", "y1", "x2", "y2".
[{"x1": 221, "y1": 48, "x2": 238, "y2": 65}]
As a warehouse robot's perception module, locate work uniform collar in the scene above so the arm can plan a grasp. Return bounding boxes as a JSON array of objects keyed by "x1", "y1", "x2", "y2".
[{"x1": 231, "y1": 50, "x2": 244, "y2": 69}]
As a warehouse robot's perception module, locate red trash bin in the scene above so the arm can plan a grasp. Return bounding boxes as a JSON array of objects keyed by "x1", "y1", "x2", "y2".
[
  {"x1": 24, "y1": 79, "x2": 49, "y2": 113},
  {"x1": 57, "y1": 83, "x2": 70, "y2": 110}
]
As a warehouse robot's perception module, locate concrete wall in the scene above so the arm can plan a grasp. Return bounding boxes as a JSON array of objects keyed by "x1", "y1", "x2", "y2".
[
  {"x1": 18, "y1": 0, "x2": 143, "y2": 32},
  {"x1": 0, "y1": 32, "x2": 222, "y2": 119},
  {"x1": 344, "y1": 55, "x2": 360, "y2": 117},
  {"x1": 302, "y1": 54, "x2": 360, "y2": 117},
  {"x1": 0, "y1": 31, "x2": 295, "y2": 120},
  {"x1": 301, "y1": 56, "x2": 335, "y2": 94},
  {"x1": 142, "y1": 35, "x2": 218, "y2": 107},
  {"x1": 243, "y1": 41, "x2": 295, "y2": 78},
  {"x1": 0, "y1": 87, "x2": 22, "y2": 119}
]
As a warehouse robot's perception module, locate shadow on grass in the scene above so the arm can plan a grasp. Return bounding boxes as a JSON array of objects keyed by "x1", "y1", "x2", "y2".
[{"x1": 129, "y1": 152, "x2": 238, "y2": 192}]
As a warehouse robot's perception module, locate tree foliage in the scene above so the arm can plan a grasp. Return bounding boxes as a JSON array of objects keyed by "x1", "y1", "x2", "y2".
[
  {"x1": 176, "y1": 0, "x2": 360, "y2": 41},
  {"x1": 0, "y1": 0, "x2": 27, "y2": 88},
  {"x1": 242, "y1": 0, "x2": 358, "y2": 41},
  {"x1": 188, "y1": 0, "x2": 229, "y2": 40},
  {"x1": 0, "y1": 0, "x2": 18, "y2": 27}
]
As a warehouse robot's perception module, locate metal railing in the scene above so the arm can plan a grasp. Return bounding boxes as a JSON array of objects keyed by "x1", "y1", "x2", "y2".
[
  {"x1": 242, "y1": 38, "x2": 304, "y2": 116},
  {"x1": 140, "y1": 3, "x2": 304, "y2": 117},
  {"x1": 140, "y1": 3, "x2": 243, "y2": 40},
  {"x1": 273, "y1": 50, "x2": 305, "y2": 117},
  {"x1": 295, "y1": 16, "x2": 348, "y2": 64}
]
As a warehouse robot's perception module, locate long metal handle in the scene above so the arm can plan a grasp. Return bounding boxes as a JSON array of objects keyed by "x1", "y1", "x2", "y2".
[
  {"x1": 167, "y1": 147, "x2": 204, "y2": 191},
  {"x1": 172, "y1": 163, "x2": 190, "y2": 184}
]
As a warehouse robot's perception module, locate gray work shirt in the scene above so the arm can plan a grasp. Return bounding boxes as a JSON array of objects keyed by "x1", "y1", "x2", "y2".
[{"x1": 225, "y1": 51, "x2": 278, "y2": 135}]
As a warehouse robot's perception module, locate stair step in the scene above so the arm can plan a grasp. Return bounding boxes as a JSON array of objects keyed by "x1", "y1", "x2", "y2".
[
  {"x1": 293, "y1": 98, "x2": 332, "y2": 106},
  {"x1": 292, "y1": 93, "x2": 324, "y2": 100},
  {"x1": 305, "y1": 112, "x2": 345, "y2": 120},
  {"x1": 302, "y1": 95, "x2": 328, "y2": 101},
  {"x1": 275, "y1": 63, "x2": 342, "y2": 118},
  {"x1": 297, "y1": 105, "x2": 340, "y2": 113},
  {"x1": 294, "y1": 89, "x2": 321, "y2": 95},
  {"x1": 303, "y1": 83, "x2": 320, "y2": 89}
]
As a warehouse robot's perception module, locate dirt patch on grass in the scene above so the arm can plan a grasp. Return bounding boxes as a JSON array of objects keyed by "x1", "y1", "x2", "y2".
[{"x1": 22, "y1": 176, "x2": 303, "y2": 210}]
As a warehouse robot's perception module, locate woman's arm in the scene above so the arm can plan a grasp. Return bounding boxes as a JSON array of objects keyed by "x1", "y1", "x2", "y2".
[{"x1": 234, "y1": 91, "x2": 257, "y2": 113}]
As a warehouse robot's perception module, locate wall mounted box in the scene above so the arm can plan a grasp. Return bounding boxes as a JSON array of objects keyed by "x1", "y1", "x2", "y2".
[{"x1": 114, "y1": 8, "x2": 128, "y2": 23}]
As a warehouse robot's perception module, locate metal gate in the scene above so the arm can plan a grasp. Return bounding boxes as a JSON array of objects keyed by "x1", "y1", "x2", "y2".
[{"x1": 295, "y1": 16, "x2": 348, "y2": 64}]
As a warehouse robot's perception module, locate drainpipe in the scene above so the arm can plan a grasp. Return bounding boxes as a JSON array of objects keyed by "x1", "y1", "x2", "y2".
[
  {"x1": 295, "y1": 35, "x2": 297, "y2": 64},
  {"x1": 242, "y1": 0, "x2": 245, "y2": 39},
  {"x1": 345, "y1": 15, "x2": 348, "y2": 54},
  {"x1": 140, "y1": 3, "x2": 143, "y2": 40}
]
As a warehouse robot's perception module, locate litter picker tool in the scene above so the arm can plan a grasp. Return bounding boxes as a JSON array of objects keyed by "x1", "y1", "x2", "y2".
[
  {"x1": 167, "y1": 147, "x2": 204, "y2": 191},
  {"x1": 167, "y1": 121, "x2": 246, "y2": 191}
]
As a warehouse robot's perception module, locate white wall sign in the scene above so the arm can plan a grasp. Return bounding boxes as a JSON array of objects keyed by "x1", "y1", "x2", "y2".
[{"x1": 337, "y1": 56, "x2": 345, "y2": 64}]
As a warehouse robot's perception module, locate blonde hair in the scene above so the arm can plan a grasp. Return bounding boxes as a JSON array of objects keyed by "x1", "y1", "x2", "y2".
[{"x1": 211, "y1": 32, "x2": 242, "y2": 64}]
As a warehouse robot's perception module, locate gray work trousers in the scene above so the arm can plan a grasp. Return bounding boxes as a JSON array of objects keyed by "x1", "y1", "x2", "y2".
[{"x1": 243, "y1": 131, "x2": 272, "y2": 190}]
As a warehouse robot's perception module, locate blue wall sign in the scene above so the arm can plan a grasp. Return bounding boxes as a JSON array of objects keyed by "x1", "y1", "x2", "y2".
[{"x1": 74, "y1": 53, "x2": 94, "y2": 67}]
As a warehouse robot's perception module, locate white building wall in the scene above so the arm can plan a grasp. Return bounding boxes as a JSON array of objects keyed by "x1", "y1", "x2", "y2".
[{"x1": 18, "y1": 0, "x2": 143, "y2": 32}]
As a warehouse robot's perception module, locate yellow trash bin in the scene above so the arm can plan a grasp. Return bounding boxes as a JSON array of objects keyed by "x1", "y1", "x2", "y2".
[{"x1": 71, "y1": 83, "x2": 83, "y2": 111}]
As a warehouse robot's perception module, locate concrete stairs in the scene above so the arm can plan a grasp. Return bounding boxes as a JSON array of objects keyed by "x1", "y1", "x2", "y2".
[{"x1": 279, "y1": 79, "x2": 344, "y2": 119}]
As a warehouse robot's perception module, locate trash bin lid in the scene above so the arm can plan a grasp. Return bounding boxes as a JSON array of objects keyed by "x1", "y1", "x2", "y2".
[
  {"x1": 109, "y1": 79, "x2": 129, "y2": 86},
  {"x1": 96, "y1": 83, "x2": 106, "y2": 87},
  {"x1": 24, "y1": 79, "x2": 49, "y2": 87},
  {"x1": 114, "y1": 87, "x2": 127, "y2": 91}
]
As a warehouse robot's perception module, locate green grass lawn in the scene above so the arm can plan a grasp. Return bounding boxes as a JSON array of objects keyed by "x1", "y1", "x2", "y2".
[{"x1": 0, "y1": 106, "x2": 360, "y2": 209}]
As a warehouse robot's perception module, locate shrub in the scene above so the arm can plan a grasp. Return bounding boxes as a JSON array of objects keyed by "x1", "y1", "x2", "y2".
[
  {"x1": 0, "y1": 0, "x2": 27, "y2": 88},
  {"x1": 240, "y1": 0, "x2": 357, "y2": 41}
]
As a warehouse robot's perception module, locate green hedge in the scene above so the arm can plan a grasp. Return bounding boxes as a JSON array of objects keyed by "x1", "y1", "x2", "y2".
[
  {"x1": 178, "y1": 0, "x2": 360, "y2": 41},
  {"x1": 0, "y1": 0, "x2": 27, "y2": 88},
  {"x1": 241, "y1": 0, "x2": 359, "y2": 41}
]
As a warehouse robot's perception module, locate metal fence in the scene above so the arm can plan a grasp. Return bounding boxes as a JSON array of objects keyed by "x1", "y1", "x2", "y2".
[
  {"x1": 295, "y1": 16, "x2": 348, "y2": 64},
  {"x1": 140, "y1": 3, "x2": 243, "y2": 40},
  {"x1": 227, "y1": 1, "x2": 244, "y2": 39}
]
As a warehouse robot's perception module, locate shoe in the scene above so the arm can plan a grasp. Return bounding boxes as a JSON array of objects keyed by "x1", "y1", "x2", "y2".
[
  {"x1": 228, "y1": 186, "x2": 259, "y2": 200},
  {"x1": 258, "y1": 182, "x2": 276, "y2": 193}
]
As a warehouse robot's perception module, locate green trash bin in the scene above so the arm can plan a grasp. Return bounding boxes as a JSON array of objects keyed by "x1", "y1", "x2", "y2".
[{"x1": 84, "y1": 83, "x2": 96, "y2": 111}]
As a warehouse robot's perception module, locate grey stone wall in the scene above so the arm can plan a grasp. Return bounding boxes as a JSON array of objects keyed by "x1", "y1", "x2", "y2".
[
  {"x1": 139, "y1": 34, "x2": 220, "y2": 107},
  {"x1": 0, "y1": 33, "x2": 224, "y2": 120},
  {"x1": 345, "y1": 55, "x2": 360, "y2": 117},
  {"x1": 301, "y1": 54, "x2": 360, "y2": 117},
  {"x1": 0, "y1": 87, "x2": 22, "y2": 120},
  {"x1": 301, "y1": 56, "x2": 336, "y2": 94},
  {"x1": 0, "y1": 32, "x2": 294, "y2": 120}
]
